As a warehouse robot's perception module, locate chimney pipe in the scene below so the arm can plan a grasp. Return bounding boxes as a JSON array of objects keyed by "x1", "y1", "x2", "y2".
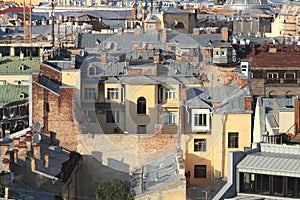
[{"x1": 44, "y1": 153, "x2": 49, "y2": 168}]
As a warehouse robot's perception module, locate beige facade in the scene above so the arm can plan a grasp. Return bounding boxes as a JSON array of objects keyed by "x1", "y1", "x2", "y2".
[
  {"x1": 182, "y1": 113, "x2": 252, "y2": 184},
  {"x1": 266, "y1": 4, "x2": 300, "y2": 38}
]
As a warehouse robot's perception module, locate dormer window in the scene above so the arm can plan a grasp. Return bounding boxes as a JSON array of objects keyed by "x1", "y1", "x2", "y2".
[
  {"x1": 88, "y1": 66, "x2": 96, "y2": 76},
  {"x1": 191, "y1": 109, "x2": 210, "y2": 132}
]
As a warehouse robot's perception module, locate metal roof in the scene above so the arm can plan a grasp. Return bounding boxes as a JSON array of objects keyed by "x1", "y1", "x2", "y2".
[
  {"x1": 0, "y1": 56, "x2": 40, "y2": 75},
  {"x1": 0, "y1": 85, "x2": 29, "y2": 106},
  {"x1": 237, "y1": 151, "x2": 300, "y2": 178}
]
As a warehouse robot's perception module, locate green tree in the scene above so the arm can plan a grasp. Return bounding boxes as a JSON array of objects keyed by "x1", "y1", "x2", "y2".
[{"x1": 96, "y1": 179, "x2": 135, "y2": 200}]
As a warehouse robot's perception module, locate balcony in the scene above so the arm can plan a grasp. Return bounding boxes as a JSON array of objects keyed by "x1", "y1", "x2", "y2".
[
  {"x1": 284, "y1": 78, "x2": 297, "y2": 84},
  {"x1": 266, "y1": 78, "x2": 280, "y2": 84}
]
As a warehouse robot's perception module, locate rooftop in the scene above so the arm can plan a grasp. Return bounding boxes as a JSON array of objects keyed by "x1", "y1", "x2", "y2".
[
  {"x1": 0, "y1": 56, "x2": 40, "y2": 74},
  {"x1": 0, "y1": 85, "x2": 29, "y2": 106}
]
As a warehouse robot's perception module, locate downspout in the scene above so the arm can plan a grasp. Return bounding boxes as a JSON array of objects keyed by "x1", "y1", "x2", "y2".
[{"x1": 221, "y1": 114, "x2": 228, "y2": 179}]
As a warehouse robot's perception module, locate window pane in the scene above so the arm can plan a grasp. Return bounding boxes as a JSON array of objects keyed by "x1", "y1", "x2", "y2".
[
  {"x1": 273, "y1": 176, "x2": 283, "y2": 196},
  {"x1": 194, "y1": 165, "x2": 206, "y2": 178},
  {"x1": 262, "y1": 175, "x2": 270, "y2": 195},
  {"x1": 228, "y1": 132, "x2": 239, "y2": 148},
  {"x1": 194, "y1": 139, "x2": 206, "y2": 152}
]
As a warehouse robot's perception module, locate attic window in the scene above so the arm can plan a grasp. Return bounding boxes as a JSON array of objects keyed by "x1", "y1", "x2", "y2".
[{"x1": 88, "y1": 67, "x2": 96, "y2": 76}]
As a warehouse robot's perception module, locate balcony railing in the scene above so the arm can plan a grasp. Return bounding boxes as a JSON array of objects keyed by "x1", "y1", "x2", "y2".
[
  {"x1": 266, "y1": 78, "x2": 280, "y2": 84},
  {"x1": 284, "y1": 78, "x2": 297, "y2": 84}
]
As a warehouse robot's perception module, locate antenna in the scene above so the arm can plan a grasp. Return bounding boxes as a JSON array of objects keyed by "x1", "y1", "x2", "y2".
[
  {"x1": 32, "y1": 133, "x2": 41, "y2": 144},
  {"x1": 51, "y1": 0, "x2": 55, "y2": 48},
  {"x1": 33, "y1": 122, "x2": 41, "y2": 132}
]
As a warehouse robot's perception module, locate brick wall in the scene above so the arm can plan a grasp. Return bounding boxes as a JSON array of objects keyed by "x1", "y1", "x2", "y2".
[
  {"x1": 32, "y1": 82, "x2": 79, "y2": 151},
  {"x1": 127, "y1": 67, "x2": 157, "y2": 76},
  {"x1": 40, "y1": 63, "x2": 62, "y2": 84}
]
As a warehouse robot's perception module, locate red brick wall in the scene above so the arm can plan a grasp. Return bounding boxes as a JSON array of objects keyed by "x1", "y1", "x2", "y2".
[
  {"x1": 137, "y1": 132, "x2": 177, "y2": 153},
  {"x1": 244, "y1": 97, "x2": 252, "y2": 111},
  {"x1": 127, "y1": 67, "x2": 157, "y2": 76},
  {"x1": 40, "y1": 64, "x2": 62, "y2": 84},
  {"x1": 32, "y1": 83, "x2": 79, "y2": 151}
]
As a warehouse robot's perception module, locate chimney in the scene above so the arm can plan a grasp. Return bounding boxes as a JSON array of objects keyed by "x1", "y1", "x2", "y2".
[
  {"x1": 25, "y1": 136, "x2": 32, "y2": 152},
  {"x1": 1, "y1": 144, "x2": 9, "y2": 158},
  {"x1": 132, "y1": 6, "x2": 137, "y2": 20},
  {"x1": 221, "y1": 27, "x2": 229, "y2": 41},
  {"x1": 71, "y1": 54, "x2": 76, "y2": 69},
  {"x1": 193, "y1": 28, "x2": 200, "y2": 35},
  {"x1": 101, "y1": 52, "x2": 107, "y2": 63},
  {"x1": 117, "y1": 28, "x2": 124, "y2": 35},
  {"x1": 4, "y1": 151, "x2": 10, "y2": 160},
  {"x1": 4, "y1": 187, "x2": 8, "y2": 200},
  {"x1": 2, "y1": 159, "x2": 10, "y2": 172},
  {"x1": 31, "y1": 157, "x2": 36, "y2": 171},
  {"x1": 33, "y1": 144, "x2": 41, "y2": 159},
  {"x1": 162, "y1": 29, "x2": 168, "y2": 43},
  {"x1": 44, "y1": 153, "x2": 49, "y2": 168},
  {"x1": 251, "y1": 44, "x2": 256, "y2": 56},
  {"x1": 244, "y1": 96, "x2": 252, "y2": 111},
  {"x1": 295, "y1": 98, "x2": 300, "y2": 134},
  {"x1": 18, "y1": 145, "x2": 27, "y2": 160},
  {"x1": 13, "y1": 149, "x2": 18, "y2": 163}
]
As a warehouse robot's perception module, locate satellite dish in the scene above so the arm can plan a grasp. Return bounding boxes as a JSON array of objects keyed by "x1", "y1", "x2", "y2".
[
  {"x1": 33, "y1": 122, "x2": 41, "y2": 132},
  {"x1": 32, "y1": 133, "x2": 41, "y2": 144}
]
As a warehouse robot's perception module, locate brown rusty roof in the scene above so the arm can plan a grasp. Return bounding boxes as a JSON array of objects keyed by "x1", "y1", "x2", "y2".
[{"x1": 249, "y1": 51, "x2": 300, "y2": 69}]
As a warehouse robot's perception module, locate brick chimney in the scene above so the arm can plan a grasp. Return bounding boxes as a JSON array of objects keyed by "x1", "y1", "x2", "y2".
[
  {"x1": 13, "y1": 149, "x2": 18, "y2": 163},
  {"x1": 162, "y1": 29, "x2": 168, "y2": 43},
  {"x1": 132, "y1": 6, "x2": 137, "y2": 20},
  {"x1": 33, "y1": 144, "x2": 41, "y2": 159},
  {"x1": 2, "y1": 159, "x2": 10, "y2": 172},
  {"x1": 18, "y1": 144, "x2": 27, "y2": 160},
  {"x1": 4, "y1": 151, "x2": 10, "y2": 160},
  {"x1": 70, "y1": 54, "x2": 76, "y2": 69},
  {"x1": 25, "y1": 136, "x2": 32, "y2": 152},
  {"x1": 44, "y1": 152, "x2": 49, "y2": 168},
  {"x1": 101, "y1": 52, "x2": 107, "y2": 63},
  {"x1": 1, "y1": 144, "x2": 9, "y2": 158},
  {"x1": 295, "y1": 98, "x2": 300, "y2": 134},
  {"x1": 244, "y1": 96, "x2": 252, "y2": 111},
  {"x1": 221, "y1": 27, "x2": 229, "y2": 41},
  {"x1": 31, "y1": 157, "x2": 36, "y2": 171},
  {"x1": 13, "y1": 138, "x2": 20, "y2": 147}
]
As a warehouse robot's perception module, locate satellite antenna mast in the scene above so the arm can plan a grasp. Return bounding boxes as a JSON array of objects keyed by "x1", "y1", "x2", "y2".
[
  {"x1": 51, "y1": 0, "x2": 55, "y2": 48},
  {"x1": 23, "y1": 0, "x2": 26, "y2": 41}
]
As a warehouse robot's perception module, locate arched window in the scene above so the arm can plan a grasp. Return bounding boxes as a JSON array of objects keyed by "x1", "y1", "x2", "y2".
[
  {"x1": 88, "y1": 67, "x2": 96, "y2": 76},
  {"x1": 137, "y1": 97, "x2": 146, "y2": 114}
]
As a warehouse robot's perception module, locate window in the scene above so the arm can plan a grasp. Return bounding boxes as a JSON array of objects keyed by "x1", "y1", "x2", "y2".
[
  {"x1": 164, "y1": 111, "x2": 177, "y2": 125},
  {"x1": 194, "y1": 165, "x2": 206, "y2": 178},
  {"x1": 284, "y1": 72, "x2": 296, "y2": 83},
  {"x1": 267, "y1": 72, "x2": 278, "y2": 79},
  {"x1": 228, "y1": 132, "x2": 239, "y2": 148},
  {"x1": 221, "y1": 51, "x2": 226, "y2": 56},
  {"x1": 137, "y1": 125, "x2": 146, "y2": 134},
  {"x1": 84, "y1": 88, "x2": 96, "y2": 100},
  {"x1": 165, "y1": 88, "x2": 176, "y2": 100},
  {"x1": 107, "y1": 88, "x2": 119, "y2": 100},
  {"x1": 88, "y1": 67, "x2": 96, "y2": 76},
  {"x1": 137, "y1": 97, "x2": 146, "y2": 114},
  {"x1": 194, "y1": 139, "x2": 206, "y2": 152},
  {"x1": 194, "y1": 114, "x2": 207, "y2": 126},
  {"x1": 106, "y1": 110, "x2": 119, "y2": 124}
]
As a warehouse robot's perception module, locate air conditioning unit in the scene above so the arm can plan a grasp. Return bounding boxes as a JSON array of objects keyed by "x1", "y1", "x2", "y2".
[{"x1": 155, "y1": 124, "x2": 162, "y2": 129}]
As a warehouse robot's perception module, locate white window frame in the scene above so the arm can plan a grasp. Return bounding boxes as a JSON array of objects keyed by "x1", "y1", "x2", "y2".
[
  {"x1": 84, "y1": 88, "x2": 96, "y2": 100},
  {"x1": 191, "y1": 109, "x2": 210, "y2": 132},
  {"x1": 107, "y1": 88, "x2": 119, "y2": 100},
  {"x1": 194, "y1": 113, "x2": 207, "y2": 126},
  {"x1": 164, "y1": 111, "x2": 178, "y2": 125},
  {"x1": 267, "y1": 72, "x2": 278, "y2": 79},
  {"x1": 165, "y1": 88, "x2": 176, "y2": 100}
]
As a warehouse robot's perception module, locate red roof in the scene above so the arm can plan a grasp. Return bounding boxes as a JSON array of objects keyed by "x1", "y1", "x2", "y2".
[
  {"x1": 0, "y1": 6, "x2": 30, "y2": 14},
  {"x1": 248, "y1": 48, "x2": 300, "y2": 70}
]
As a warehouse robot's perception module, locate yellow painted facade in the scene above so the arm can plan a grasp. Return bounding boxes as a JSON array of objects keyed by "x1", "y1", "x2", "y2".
[{"x1": 181, "y1": 113, "x2": 252, "y2": 184}]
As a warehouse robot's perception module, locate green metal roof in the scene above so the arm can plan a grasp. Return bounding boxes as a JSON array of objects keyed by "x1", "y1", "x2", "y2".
[
  {"x1": 0, "y1": 85, "x2": 29, "y2": 106},
  {"x1": 0, "y1": 56, "x2": 40, "y2": 74}
]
